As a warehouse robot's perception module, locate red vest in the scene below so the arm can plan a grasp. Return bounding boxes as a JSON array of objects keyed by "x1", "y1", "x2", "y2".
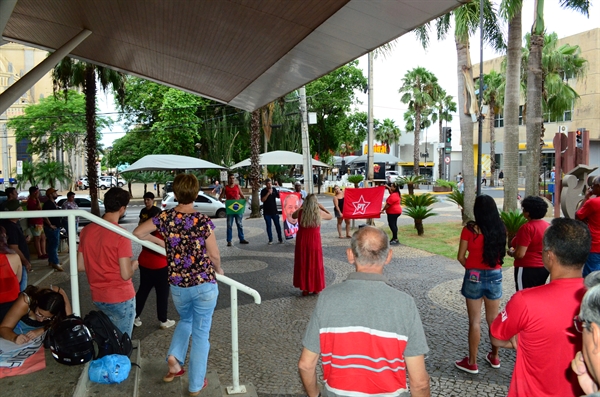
[{"x1": 0, "y1": 254, "x2": 20, "y2": 304}]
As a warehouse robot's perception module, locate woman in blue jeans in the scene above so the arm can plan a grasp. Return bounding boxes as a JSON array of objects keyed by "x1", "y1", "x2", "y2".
[
  {"x1": 134, "y1": 174, "x2": 224, "y2": 396},
  {"x1": 455, "y1": 195, "x2": 506, "y2": 374}
]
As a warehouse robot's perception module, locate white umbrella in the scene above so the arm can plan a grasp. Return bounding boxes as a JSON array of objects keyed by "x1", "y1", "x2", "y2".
[
  {"x1": 230, "y1": 150, "x2": 331, "y2": 169},
  {"x1": 346, "y1": 153, "x2": 401, "y2": 165},
  {"x1": 121, "y1": 154, "x2": 226, "y2": 172},
  {"x1": 333, "y1": 155, "x2": 358, "y2": 166}
]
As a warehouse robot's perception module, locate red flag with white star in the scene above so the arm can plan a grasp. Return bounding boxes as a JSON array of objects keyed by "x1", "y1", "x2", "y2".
[{"x1": 342, "y1": 186, "x2": 386, "y2": 219}]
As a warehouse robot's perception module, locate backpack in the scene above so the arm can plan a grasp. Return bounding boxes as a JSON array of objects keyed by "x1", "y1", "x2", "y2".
[{"x1": 83, "y1": 310, "x2": 133, "y2": 359}]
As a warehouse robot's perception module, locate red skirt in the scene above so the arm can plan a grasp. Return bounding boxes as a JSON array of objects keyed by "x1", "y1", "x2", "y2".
[{"x1": 293, "y1": 225, "x2": 325, "y2": 293}]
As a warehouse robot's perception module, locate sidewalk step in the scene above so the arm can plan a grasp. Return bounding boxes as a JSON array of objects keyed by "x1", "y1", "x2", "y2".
[{"x1": 73, "y1": 339, "x2": 141, "y2": 397}]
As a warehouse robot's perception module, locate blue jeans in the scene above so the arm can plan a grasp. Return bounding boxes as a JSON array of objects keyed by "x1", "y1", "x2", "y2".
[
  {"x1": 44, "y1": 226, "x2": 60, "y2": 265},
  {"x1": 461, "y1": 269, "x2": 503, "y2": 300},
  {"x1": 226, "y1": 214, "x2": 245, "y2": 242},
  {"x1": 264, "y1": 214, "x2": 282, "y2": 242},
  {"x1": 94, "y1": 297, "x2": 136, "y2": 337},
  {"x1": 168, "y1": 283, "x2": 218, "y2": 393},
  {"x1": 583, "y1": 252, "x2": 600, "y2": 278}
]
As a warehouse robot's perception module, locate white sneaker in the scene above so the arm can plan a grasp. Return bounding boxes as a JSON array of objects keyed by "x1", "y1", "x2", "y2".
[
  {"x1": 134, "y1": 317, "x2": 142, "y2": 327},
  {"x1": 160, "y1": 319, "x2": 176, "y2": 329}
]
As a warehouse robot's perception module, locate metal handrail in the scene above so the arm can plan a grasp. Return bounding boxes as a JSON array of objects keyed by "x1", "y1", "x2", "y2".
[{"x1": 0, "y1": 209, "x2": 260, "y2": 394}]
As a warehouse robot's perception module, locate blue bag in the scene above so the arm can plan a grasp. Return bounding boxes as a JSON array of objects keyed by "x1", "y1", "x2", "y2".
[{"x1": 88, "y1": 354, "x2": 131, "y2": 384}]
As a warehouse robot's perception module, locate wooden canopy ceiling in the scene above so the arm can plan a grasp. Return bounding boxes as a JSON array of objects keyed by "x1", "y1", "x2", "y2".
[{"x1": 2, "y1": 0, "x2": 462, "y2": 111}]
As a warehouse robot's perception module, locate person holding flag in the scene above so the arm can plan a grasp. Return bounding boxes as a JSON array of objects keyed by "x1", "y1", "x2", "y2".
[{"x1": 221, "y1": 174, "x2": 249, "y2": 247}]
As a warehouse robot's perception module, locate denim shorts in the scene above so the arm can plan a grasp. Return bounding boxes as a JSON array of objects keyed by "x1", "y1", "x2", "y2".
[{"x1": 461, "y1": 268, "x2": 503, "y2": 300}]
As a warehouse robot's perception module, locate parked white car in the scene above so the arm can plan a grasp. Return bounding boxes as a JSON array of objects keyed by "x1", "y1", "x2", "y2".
[
  {"x1": 161, "y1": 191, "x2": 226, "y2": 218},
  {"x1": 385, "y1": 171, "x2": 399, "y2": 184},
  {"x1": 56, "y1": 194, "x2": 127, "y2": 223}
]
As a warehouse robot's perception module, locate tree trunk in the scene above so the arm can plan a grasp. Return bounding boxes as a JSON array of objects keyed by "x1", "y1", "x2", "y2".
[
  {"x1": 250, "y1": 109, "x2": 262, "y2": 218},
  {"x1": 525, "y1": 32, "x2": 544, "y2": 198},
  {"x1": 489, "y1": 104, "x2": 496, "y2": 187},
  {"x1": 128, "y1": 182, "x2": 132, "y2": 197},
  {"x1": 503, "y1": 6, "x2": 522, "y2": 212},
  {"x1": 414, "y1": 219, "x2": 424, "y2": 236},
  {"x1": 438, "y1": 118, "x2": 443, "y2": 179},
  {"x1": 407, "y1": 183, "x2": 414, "y2": 196},
  {"x1": 84, "y1": 66, "x2": 100, "y2": 216},
  {"x1": 413, "y1": 110, "x2": 421, "y2": 176},
  {"x1": 456, "y1": 36, "x2": 475, "y2": 222}
]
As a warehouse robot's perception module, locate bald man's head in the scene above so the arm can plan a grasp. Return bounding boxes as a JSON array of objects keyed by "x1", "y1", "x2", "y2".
[{"x1": 349, "y1": 226, "x2": 391, "y2": 267}]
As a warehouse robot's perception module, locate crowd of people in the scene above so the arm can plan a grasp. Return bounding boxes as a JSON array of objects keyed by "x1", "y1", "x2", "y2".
[{"x1": 5, "y1": 177, "x2": 600, "y2": 397}]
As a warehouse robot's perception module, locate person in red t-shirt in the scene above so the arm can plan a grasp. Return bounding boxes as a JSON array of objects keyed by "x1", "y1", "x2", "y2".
[
  {"x1": 507, "y1": 196, "x2": 550, "y2": 290},
  {"x1": 380, "y1": 183, "x2": 402, "y2": 245},
  {"x1": 576, "y1": 176, "x2": 600, "y2": 277},
  {"x1": 221, "y1": 174, "x2": 248, "y2": 247},
  {"x1": 492, "y1": 218, "x2": 590, "y2": 397},
  {"x1": 455, "y1": 195, "x2": 506, "y2": 374}
]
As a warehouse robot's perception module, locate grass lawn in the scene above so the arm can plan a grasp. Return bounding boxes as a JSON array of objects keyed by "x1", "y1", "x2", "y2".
[{"x1": 397, "y1": 222, "x2": 515, "y2": 268}]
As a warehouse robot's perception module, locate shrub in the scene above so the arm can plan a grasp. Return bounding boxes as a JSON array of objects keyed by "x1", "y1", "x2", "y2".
[
  {"x1": 347, "y1": 174, "x2": 364, "y2": 188},
  {"x1": 402, "y1": 193, "x2": 438, "y2": 208},
  {"x1": 435, "y1": 179, "x2": 457, "y2": 189},
  {"x1": 404, "y1": 206, "x2": 438, "y2": 236},
  {"x1": 500, "y1": 210, "x2": 527, "y2": 247}
]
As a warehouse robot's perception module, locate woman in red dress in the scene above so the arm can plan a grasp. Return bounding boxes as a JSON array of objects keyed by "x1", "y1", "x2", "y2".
[{"x1": 292, "y1": 194, "x2": 333, "y2": 296}]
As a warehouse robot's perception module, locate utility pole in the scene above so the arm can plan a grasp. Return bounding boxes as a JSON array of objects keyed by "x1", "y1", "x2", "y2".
[
  {"x1": 1, "y1": 111, "x2": 8, "y2": 187},
  {"x1": 367, "y1": 52, "x2": 375, "y2": 185},
  {"x1": 299, "y1": 86, "x2": 314, "y2": 194}
]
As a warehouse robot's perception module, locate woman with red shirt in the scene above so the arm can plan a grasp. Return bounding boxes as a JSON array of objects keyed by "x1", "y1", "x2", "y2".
[
  {"x1": 381, "y1": 183, "x2": 402, "y2": 245},
  {"x1": 455, "y1": 195, "x2": 506, "y2": 374},
  {"x1": 507, "y1": 196, "x2": 549, "y2": 291}
]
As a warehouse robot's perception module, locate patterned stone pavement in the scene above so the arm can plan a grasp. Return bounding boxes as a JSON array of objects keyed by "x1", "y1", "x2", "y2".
[
  {"x1": 141, "y1": 198, "x2": 517, "y2": 397},
  {"x1": 7, "y1": 196, "x2": 517, "y2": 396}
]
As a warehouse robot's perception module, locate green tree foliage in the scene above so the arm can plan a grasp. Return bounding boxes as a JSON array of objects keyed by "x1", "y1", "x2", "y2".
[
  {"x1": 375, "y1": 119, "x2": 401, "y2": 153},
  {"x1": 7, "y1": 91, "x2": 98, "y2": 158},
  {"x1": 34, "y1": 160, "x2": 72, "y2": 189},
  {"x1": 151, "y1": 89, "x2": 206, "y2": 156},
  {"x1": 306, "y1": 61, "x2": 367, "y2": 161},
  {"x1": 399, "y1": 67, "x2": 440, "y2": 176}
]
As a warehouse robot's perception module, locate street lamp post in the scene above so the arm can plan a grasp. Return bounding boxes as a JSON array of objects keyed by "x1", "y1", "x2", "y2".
[{"x1": 7, "y1": 144, "x2": 12, "y2": 179}]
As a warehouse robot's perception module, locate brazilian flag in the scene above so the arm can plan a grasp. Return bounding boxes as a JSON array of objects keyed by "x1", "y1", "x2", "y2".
[{"x1": 226, "y1": 199, "x2": 246, "y2": 215}]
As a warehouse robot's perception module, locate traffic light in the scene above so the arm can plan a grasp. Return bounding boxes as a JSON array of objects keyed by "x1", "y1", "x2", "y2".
[
  {"x1": 576, "y1": 129, "x2": 583, "y2": 148},
  {"x1": 443, "y1": 127, "x2": 452, "y2": 146}
]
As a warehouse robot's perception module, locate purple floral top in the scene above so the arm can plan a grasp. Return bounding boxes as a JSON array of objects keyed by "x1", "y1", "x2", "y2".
[{"x1": 153, "y1": 209, "x2": 217, "y2": 287}]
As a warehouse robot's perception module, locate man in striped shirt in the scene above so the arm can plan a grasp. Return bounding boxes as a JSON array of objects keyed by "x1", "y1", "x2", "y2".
[{"x1": 298, "y1": 226, "x2": 430, "y2": 397}]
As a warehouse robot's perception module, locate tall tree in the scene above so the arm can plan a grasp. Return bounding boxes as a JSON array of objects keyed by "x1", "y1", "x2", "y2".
[
  {"x1": 249, "y1": 109, "x2": 262, "y2": 218},
  {"x1": 399, "y1": 67, "x2": 439, "y2": 176},
  {"x1": 431, "y1": 89, "x2": 457, "y2": 179},
  {"x1": 374, "y1": 118, "x2": 401, "y2": 154},
  {"x1": 52, "y1": 59, "x2": 125, "y2": 216},
  {"x1": 499, "y1": 0, "x2": 522, "y2": 211},
  {"x1": 482, "y1": 70, "x2": 506, "y2": 187},
  {"x1": 415, "y1": 0, "x2": 504, "y2": 220},
  {"x1": 522, "y1": 0, "x2": 590, "y2": 197}
]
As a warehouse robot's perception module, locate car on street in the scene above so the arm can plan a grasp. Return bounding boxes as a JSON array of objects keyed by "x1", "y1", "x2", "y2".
[
  {"x1": 161, "y1": 191, "x2": 226, "y2": 218},
  {"x1": 17, "y1": 188, "x2": 49, "y2": 203},
  {"x1": 386, "y1": 171, "x2": 399, "y2": 184},
  {"x1": 56, "y1": 194, "x2": 126, "y2": 223}
]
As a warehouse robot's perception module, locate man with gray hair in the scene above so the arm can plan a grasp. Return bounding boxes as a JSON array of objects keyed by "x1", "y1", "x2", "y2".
[
  {"x1": 491, "y1": 218, "x2": 590, "y2": 397},
  {"x1": 576, "y1": 175, "x2": 600, "y2": 277},
  {"x1": 572, "y1": 272, "x2": 600, "y2": 396},
  {"x1": 298, "y1": 226, "x2": 430, "y2": 397}
]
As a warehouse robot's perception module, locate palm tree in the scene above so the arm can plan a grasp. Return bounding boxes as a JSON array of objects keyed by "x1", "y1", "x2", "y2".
[
  {"x1": 249, "y1": 109, "x2": 262, "y2": 218},
  {"x1": 499, "y1": 0, "x2": 522, "y2": 212},
  {"x1": 374, "y1": 118, "x2": 401, "y2": 154},
  {"x1": 399, "y1": 67, "x2": 439, "y2": 176},
  {"x1": 431, "y1": 89, "x2": 456, "y2": 179},
  {"x1": 521, "y1": 1, "x2": 590, "y2": 198},
  {"x1": 52, "y1": 59, "x2": 125, "y2": 216},
  {"x1": 415, "y1": 0, "x2": 504, "y2": 220},
  {"x1": 35, "y1": 160, "x2": 72, "y2": 189},
  {"x1": 482, "y1": 70, "x2": 505, "y2": 187}
]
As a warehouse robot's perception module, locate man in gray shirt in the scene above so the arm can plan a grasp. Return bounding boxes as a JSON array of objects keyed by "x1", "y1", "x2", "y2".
[{"x1": 298, "y1": 226, "x2": 430, "y2": 397}]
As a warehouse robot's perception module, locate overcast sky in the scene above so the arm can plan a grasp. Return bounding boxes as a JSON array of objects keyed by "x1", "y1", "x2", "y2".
[{"x1": 99, "y1": 0, "x2": 599, "y2": 149}]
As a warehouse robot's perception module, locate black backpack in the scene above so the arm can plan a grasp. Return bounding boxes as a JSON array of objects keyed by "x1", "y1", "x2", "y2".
[{"x1": 83, "y1": 310, "x2": 133, "y2": 359}]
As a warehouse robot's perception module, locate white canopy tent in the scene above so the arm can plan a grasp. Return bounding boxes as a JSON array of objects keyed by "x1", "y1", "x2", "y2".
[
  {"x1": 230, "y1": 151, "x2": 331, "y2": 169},
  {"x1": 121, "y1": 154, "x2": 226, "y2": 173},
  {"x1": 332, "y1": 155, "x2": 358, "y2": 166},
  {"x1": 346, "y1": 153, "x2": 401, "y2": 165}
]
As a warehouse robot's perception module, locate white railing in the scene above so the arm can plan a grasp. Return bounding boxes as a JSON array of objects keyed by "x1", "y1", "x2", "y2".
[{"x1": 0, "y1": 209, "x2": 260, "y2": 394}]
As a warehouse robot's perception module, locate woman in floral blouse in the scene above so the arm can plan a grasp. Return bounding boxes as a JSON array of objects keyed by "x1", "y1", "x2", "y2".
[{"x1": 134, "y1": 174, "x2": 223, "y2": 396}]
